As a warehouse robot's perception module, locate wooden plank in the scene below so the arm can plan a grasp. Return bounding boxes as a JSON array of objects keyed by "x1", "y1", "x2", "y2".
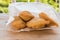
[{"x1": 0, "y1": 14, "x2": 60, "y2": 40}]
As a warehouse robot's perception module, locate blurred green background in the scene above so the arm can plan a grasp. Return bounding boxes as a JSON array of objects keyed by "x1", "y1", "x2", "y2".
[{"x1": 0, "y1": 0, "x2": 59, "y2": 13}]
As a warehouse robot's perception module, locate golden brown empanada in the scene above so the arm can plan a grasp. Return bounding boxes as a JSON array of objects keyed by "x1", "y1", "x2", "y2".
[
  {"x1": 19, "y1": 11, "x2": 34, "y2": 22},
  {"x1": 39, "y1": 12, "x2": 58, "y2": 27},
  {"x1": 26, "y1": 18, "x2": 49, "y2": 29},
  {"x1": 11, "y1": 16, "x2": 26, "y2": 30}
]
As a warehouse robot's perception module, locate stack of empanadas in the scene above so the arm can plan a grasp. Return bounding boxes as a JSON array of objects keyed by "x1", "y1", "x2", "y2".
[{"x1": 10, "y1": 11, "x2": 58, "y2": 30}]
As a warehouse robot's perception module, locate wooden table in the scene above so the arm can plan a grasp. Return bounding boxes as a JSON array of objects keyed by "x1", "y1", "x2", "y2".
[{"x1": 0, "y1": 14, "x2": 60, "y2": 40}]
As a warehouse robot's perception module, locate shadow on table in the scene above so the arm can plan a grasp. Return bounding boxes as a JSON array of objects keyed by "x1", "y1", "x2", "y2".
[
  {"x1": 7, "y1": 29, "x2": 57, "y2": 37},
  {"x1": 0, "y1": 29, "x2": 59, "y2": 40}
]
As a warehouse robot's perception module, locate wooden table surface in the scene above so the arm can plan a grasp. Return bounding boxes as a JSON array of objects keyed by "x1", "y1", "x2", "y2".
[{"x1": 0, "y1": 14, "x2": 60, "y2": 40}]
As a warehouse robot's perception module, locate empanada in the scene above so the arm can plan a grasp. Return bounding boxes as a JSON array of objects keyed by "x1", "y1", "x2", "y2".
[
  {"x1": 19, "y1": 11, "x2": 34, "y2": 21},
  {"x1": 26, "y1": 18, "x2": 49, "y2": 29},
  {"x1": 11, "y1": 16, "x2": 26, "y2": 30},
  {"x1": 39, "y1": 12, "x2": 58, "y2": 27}
]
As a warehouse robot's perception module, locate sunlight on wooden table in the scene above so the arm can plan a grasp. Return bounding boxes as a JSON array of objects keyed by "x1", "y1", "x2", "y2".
[{"x1": 0, "y1": 14, "x2": 60, "y2": 40}]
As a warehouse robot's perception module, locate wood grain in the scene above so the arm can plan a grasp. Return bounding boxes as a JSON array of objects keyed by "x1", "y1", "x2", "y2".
[{"x1": 0, "y1": 14, "x2": 60, "y2": 40}]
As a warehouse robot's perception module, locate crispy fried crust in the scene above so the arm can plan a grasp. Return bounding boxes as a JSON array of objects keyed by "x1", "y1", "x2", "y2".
[
  {"x1": 26, "y1": 18, "x2": 48, "y2": 29},
  {"x1": 19, "y1": 11, "x2": 34, "y2": 21},
  {"x1": 11, "y1": 16, "x2": 26, "y2": 30},
  {"x1": 39, "y1": 12, "x2": 58, "y2": 27}
]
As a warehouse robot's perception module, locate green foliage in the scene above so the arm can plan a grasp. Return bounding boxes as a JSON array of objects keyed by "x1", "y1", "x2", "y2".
[
  {"x1": 39, "y1": 0, "x2": 59, "y2": 12},
  {"x1": 0, "y1": 0, "x2": 11, "y2": 13},
  {"x1": 16, "y1": 0, "x2": 35, "y2": 2},
  {"x1": 16, "y1": 0, "x2": 28, "y2": 2},
  {"x1": 0, "y1": 0, "x2": 59, "y2": 13},
  {"x1": 39, "y1": 0, "x2": 48, "y2": 4},
  {"x1": 30, "y1": 0, "x2": 35, "y2": 2},
  {"x1": 0, "y1": 7, "x2": 8, "y2": 13}
]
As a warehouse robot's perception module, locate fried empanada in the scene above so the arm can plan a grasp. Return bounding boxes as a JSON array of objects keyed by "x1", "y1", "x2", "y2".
[
  {"x1": 26, "y1": 18, "x2": 49, "y2": 29},
  {"x1": 39, "y1": 12, "x2": 58, "y2": 27},
  {"x1": 11, "y1": 16, "x2": 26, "y2": 30},
  {"x1": 19, "y1": 11, "x2": 34, "y2": 21}
]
